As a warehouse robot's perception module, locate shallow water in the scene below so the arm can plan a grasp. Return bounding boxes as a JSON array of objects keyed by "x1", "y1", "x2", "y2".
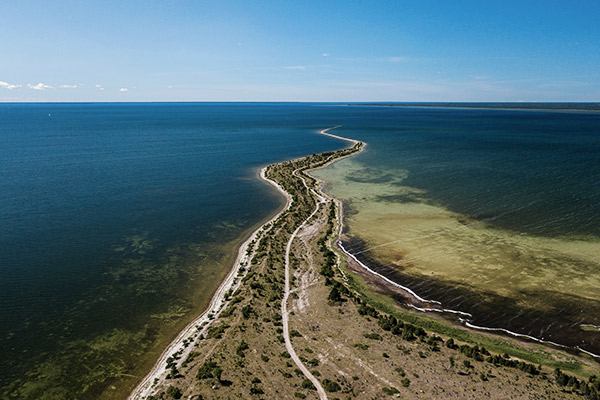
[
  {"x1": 2, "y1": 103, "x2": 599, "y2": 397},
  {"x1": 312, "y1": 105, "x2": 600, "y2": 355},
  {"x1": 0, "y1": 103, "x2": 348, "y2": 398}
]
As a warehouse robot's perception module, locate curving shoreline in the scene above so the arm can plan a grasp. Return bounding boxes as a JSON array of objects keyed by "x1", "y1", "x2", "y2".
[
  {"x1": 129, "y1": 167, "x2": 293, "y2": 399},
  {"x1": 131, "y1": 124, "x2": 598, "y2": 399},
  {"x1": 314, "y1": 129, "x2": 600, "y2": 361},
  {"x1": 336, "y1": 238, "x2": 600, "y2": 359},
  {"x1": 129, "y1": 126, "x2": 356, "y2": 399}
]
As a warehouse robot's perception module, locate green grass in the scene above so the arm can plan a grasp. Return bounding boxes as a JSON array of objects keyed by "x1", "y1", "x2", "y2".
[{"x1": 580, "y1": 324, "x2": 600, "y2": 332}]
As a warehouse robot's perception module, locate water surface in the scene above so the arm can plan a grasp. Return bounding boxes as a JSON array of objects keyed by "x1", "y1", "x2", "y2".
[
  {"x1": 0, "y1": 103, "x2": 347, "y2": 398},
  {"x1": 313, "y1": 105, "x2": 600, "y2": 355}
]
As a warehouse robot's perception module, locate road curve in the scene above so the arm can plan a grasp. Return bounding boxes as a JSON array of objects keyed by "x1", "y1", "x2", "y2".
[{"x1": 281, "y1": 167, "x2": 329, "y2": 400}]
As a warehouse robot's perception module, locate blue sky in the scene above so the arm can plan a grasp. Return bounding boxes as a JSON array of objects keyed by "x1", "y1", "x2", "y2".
[{"x1": 1, "y1": 0, "x2": 599, "y2": 102}]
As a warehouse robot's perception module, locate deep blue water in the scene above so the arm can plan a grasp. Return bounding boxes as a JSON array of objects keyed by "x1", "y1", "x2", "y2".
[
  {"x1": 1, "y1": 103, "x2": 599, "y2": 397},
  {"x1": 0, "y1": 103, "x2": 348, "y2": 397}
]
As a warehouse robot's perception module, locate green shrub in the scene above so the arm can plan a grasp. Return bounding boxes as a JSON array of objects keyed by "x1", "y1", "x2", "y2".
[
  {"x1": 206, "y1": 324, "x2": 229, "y2": 339},
  {"x1": 302, "y1": 379, "x2": 315, "y2": 390},
  {"x1": 363, "y1": 333, "x2": 382, "y2": 340},
  {"x1": 197, "y1": 360, "x2": 222, "y2": 381},
  {"x1": 166, "y1": 385, "x2": 182, "y2": 399},
  {"x1": 236, "y1": 340, "x2": 249, "y2": 357},
  {"x1": 250, "y1": 386, "x2": 264, "y2": 395},
  {"x1": 382, "y1": 387, "x2": 399, "y2": 395},
  {"x1": 322, "y1": 379, "x2": 341, "y2": 392}
]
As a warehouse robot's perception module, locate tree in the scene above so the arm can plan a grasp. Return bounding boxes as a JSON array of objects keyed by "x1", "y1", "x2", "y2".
[
  {"x1": 322, "y1": 379, "x2": 341, "y2": 392},
  {"x1": 328, "y1": 286, "x2": 343, "y2": 303},
  {"x1": 197, "y1": 360, "x2": 223, "y2": 382}
]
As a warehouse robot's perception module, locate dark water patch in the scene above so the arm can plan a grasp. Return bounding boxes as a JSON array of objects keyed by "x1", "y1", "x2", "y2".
[
  {"x1": 346, "y1": 172, "x2": 397, "y2": 184},
  {"x1": 345, "y1": 235, "x2": 600, "y2": 357},
  {"x1": 375, "y1": 193, "x2": 424, "y2": 204}
]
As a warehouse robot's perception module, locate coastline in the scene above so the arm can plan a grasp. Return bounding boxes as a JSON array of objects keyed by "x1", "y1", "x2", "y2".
[
  {"x1": 335, "y1": 237, "x2": 600, "y2": 360},
  {"x1": 129, "y1": 167, "x2": 293, "y2": 400},
  {"x1": 132, "y1": 124, "x2": 598, "y2": 399},
  {"x1": 129, "y1": 127, "x2": 354, "y2": 399},
  {"x1": 308, "y1": 135, "x2": 600, "y2": 361}
]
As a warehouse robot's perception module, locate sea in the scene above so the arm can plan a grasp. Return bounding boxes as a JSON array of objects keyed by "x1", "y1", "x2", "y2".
[{"x1": 1, "y1": 102, "x2": 599, "y2": 398}]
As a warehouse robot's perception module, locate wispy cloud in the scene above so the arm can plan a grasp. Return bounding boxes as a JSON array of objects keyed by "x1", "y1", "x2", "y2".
[
  {"x1": 255, "y1": 64, "x2": 331, "y2": 72},
  {"x1": 0, "y1": 81, "x2": 22, "y2": 90},
  {"x1": 59, "y1": 84, "x2": 77, "y2": 89},
  {"x1": 119, "y1": 88, "x2": 128, "y2": 92},
  {"x1": 335, "y1": 56, "x2": 419, "y2": 63},
  {"x1": 283, "y1": 66, "x2": 307, "y2": 70},
  {"x1": 28, "y1": 82, "x2": 53, "y2": 90},
  {"x1": 322, "y1": 53, "x2": 330, "y2": 57},
  {"x1": 386, "y1": 56, "x2": 408, "y2": 63}
]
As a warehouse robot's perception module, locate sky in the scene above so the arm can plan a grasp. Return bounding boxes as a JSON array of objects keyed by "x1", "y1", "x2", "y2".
[{"x1": 1, "y1": 0, "x2": 600, "y2": 102}]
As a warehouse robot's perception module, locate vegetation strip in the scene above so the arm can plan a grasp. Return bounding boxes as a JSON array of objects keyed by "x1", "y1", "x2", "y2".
[
  {"x1": 128, "y1": 168, "x2": 293, "y2": 399},
  {"x1": 132, "y1": 127, "x2": 600, "y2": 400},
  {"x1": 281, "y1": 170, "x2": 329, "y2": 399}
]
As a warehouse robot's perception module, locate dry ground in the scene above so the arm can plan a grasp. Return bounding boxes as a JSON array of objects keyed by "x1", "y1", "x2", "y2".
[
  {"x1": 143, "y1": 144, "x2": 597, "y2": 400},
  {"x1": 146, "y1": 190, "x2": 588, "y2": 400}
]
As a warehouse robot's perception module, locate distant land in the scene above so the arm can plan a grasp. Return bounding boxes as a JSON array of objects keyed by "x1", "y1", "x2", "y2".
[{"x1": 354, "y1": 102, "x2": 600, "y2": 111}]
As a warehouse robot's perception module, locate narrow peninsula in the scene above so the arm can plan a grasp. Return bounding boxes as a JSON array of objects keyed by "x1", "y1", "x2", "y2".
[{"x1": 131, "y1": 128, "x2": 600, "y2": 400}]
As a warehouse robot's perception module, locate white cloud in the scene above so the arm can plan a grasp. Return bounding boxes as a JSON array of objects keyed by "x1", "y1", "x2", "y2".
[
  {"x1": 322, "y1": 53, "x2": 330, "y2": 57},
  {"x1": 95, "y1": 84, "x2": 102, "y2": 88},
  {"x1": 168, "y1": 85, "x2": 173, "y2": 89},
  {"x1": 119, "y1": 88, "x2": 128, "y2": 92},
  {"x1": 59, "y1": 84, "x2": 77, "y2": 89},
  {"x1": 28, "y1": 82, "x2": 53, "y2": 90},
  {"x1": 100, "y1": 88, "x2": 104, "y2": 91},
  {"x1": 0, "y1": 81, "x2": 21, "y2": 90}
]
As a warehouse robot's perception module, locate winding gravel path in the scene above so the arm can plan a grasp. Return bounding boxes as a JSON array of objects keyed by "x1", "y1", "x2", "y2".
[
  {"x1": 130, "y1": 125, "x2": 360, "y2": 399},
  {"x1": 281, "y1": 167, "x2": 329, "y2": 400}
]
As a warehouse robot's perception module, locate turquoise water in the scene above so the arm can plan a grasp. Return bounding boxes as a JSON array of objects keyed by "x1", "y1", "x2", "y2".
[
  {"x1": 1, "y1": 103, "x2": 599, "y2": 397},
  {"x1": 313, "y1": 104, "x2": 600, "y2": 356}
]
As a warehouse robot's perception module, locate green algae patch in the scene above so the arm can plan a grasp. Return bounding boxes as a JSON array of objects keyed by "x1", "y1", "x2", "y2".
[
  {"x1": 1, "y1": 229, "x2": 246, "y2": 400},
  {"x1": 313, "y1": 157, "x2": 600, "y2": 356}
]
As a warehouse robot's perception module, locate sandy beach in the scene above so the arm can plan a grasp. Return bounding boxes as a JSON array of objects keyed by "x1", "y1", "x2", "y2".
[
  {"x1": 128, "y1": 167, "x2": 293, "y2": 399},
  {"x1": 129, "y1": 126, "x2": 361, "y2": 399}
]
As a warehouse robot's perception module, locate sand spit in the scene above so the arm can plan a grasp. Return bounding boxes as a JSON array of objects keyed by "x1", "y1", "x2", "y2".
[
  {"x1": 128, "y1": 168, "x2": 292, "y2": 400},
  {"x1": 129, "y1": 126, "x2": 358, "y2": 399}
]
